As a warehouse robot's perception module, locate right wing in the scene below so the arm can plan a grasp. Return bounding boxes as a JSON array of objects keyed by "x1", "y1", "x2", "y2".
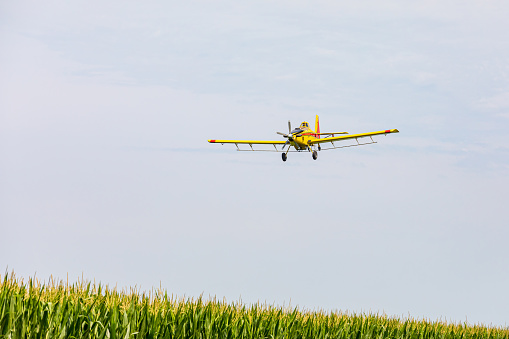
[{"x1": 309, "y1": 129, "x2": 399, "y2": 145}]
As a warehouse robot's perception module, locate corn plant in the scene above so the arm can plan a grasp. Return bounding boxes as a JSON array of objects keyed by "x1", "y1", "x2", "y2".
[{"x1": 1, "y1": 272, "x2": 507, "y2": 338}]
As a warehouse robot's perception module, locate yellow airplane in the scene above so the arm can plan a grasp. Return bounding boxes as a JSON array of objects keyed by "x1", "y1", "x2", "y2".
[{"x1": 208, "y1": 115, "x2": 399, "y2": 162}]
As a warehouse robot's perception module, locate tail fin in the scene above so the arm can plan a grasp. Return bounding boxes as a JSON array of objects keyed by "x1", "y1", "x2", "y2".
[{"x1": 315, "y1": 115, "x2": 320, "y2": 138}]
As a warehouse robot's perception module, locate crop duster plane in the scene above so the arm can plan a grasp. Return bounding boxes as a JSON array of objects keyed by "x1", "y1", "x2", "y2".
[{"x1": 208, "y1": 116, "x2": 399, "y2": 162}]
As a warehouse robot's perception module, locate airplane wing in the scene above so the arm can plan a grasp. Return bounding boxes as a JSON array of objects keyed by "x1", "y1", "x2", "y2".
[
  {"x1": 309, "y1": 129, "x2": 399, "y2": 146},
  {"x1": 208, "y1": 140, "x2": 286, "y2": 145},
  {"x1": 208, "y1": 139, "x2": 287, "y2": 152},
  {"x1": 314, "y1": 132, "x2": 349, "y2": 136}
]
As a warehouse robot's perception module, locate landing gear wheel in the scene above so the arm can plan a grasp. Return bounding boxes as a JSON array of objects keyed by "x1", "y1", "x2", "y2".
[
  {"x1": 312, "y1": 150, "x2": 318, "y2": 160},
  {"x1": 282, "y1": 153, "x2": 287, "y2": 162}
]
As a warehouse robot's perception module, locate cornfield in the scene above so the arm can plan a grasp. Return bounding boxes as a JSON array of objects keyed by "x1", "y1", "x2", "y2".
[{"x1": 1, "y1": 272, "x2": 507, "y2": 338}]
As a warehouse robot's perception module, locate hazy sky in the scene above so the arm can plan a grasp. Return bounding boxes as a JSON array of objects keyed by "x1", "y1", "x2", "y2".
[{"x1": 1, "y1": 0, "x2": 508, "y2": 327}]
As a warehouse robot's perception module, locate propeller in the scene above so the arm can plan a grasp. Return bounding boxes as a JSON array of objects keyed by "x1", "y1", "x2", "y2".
[
  {"x1": 277, "y1": 131, "x2": 291, "y2": 149},
  {"x1": 277, "y1": 120, "x2": 304, "y2": 150}
]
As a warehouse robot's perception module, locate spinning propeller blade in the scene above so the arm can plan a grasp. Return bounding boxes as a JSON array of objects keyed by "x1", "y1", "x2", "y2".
[
  {"x1": 282, "y1": 139, "x2": 290, "y2": 150},
  {"x1": 278, "y1": 120, "x2": 297, "y2": 150}
]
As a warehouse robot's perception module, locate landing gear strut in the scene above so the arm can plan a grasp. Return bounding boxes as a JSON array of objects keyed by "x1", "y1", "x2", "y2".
[
  {"x1": 312, "y1": 150, "x2": 318, "y2": 160},
  {"x1": 282, "y1": 153, "x2": 287, "y2": 162}
]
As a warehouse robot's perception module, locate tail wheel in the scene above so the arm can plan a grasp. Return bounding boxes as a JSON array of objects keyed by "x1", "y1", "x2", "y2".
[
  {"x1": 312, "y1": 150, "x2": 318, "y2": 160},
  {"x1": 282, "y1": 153, "x2": 287, "y2": 162}
]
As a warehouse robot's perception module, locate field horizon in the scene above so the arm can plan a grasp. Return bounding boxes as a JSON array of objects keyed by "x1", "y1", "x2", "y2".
[{"x1": 1, "y1": 271, "x2": 507, "y2": 338}]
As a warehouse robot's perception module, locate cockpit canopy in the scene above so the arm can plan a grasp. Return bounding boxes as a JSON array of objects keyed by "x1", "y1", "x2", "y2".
[{"x1": 300, "y1": 122, "x2": 310, "y2": 129}]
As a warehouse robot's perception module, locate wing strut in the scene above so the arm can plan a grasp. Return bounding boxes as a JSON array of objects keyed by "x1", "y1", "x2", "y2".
[{"x1": 319, "y1": 139, "x2": 377, "y2": 151}]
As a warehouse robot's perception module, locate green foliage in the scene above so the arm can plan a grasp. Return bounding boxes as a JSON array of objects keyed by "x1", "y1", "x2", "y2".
[{"x1": 0, "y1": 272, "x2": 507, "y2": 338}]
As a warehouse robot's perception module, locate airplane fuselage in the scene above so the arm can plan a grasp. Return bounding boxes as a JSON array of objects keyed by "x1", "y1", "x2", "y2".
[{"x1": 289, "y1": 122, "x2": 319, "y2": 150}]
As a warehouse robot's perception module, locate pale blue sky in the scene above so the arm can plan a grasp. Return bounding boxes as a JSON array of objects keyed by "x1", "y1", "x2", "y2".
[{"x1": 1, "y1": 0, "x2": 508, "y2": 327}]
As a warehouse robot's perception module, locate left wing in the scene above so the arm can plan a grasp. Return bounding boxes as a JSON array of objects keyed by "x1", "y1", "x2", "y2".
[
  {"x1": 309, "y1": 129, "x2": 399, "y2": 145},
  {"x1": 208, "y1": 140, "x2": 286, "y2": 145},
  {"x1": 208, "y1": 139, "x2": 287, "y2": 152}
]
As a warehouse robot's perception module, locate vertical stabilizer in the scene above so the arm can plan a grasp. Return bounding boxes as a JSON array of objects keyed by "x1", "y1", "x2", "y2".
[{"x1": 315, "y1": 115, "x2": 320, "y2": 138}]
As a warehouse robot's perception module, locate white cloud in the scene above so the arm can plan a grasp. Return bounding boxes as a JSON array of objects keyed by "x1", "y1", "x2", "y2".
[{"x1": 477, "y1": 91, "x2": 509, "y2": 110}]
